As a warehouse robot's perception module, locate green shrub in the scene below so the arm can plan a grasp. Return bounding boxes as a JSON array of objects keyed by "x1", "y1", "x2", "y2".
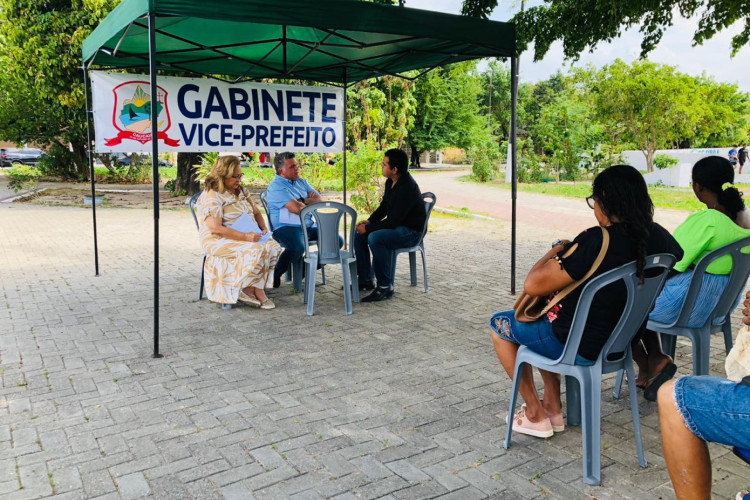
[
  {"x1": 346, "y1": 141, "x2": 388, "y2": 213},
  {"x1": 518, "y1": 150, "x2": 546, "y2": 183},
  {"x1": 654, "y1": 154, "x2": 679, "y2": 170},
  {"x1": 469, "y1": 141, "x2": 502, "y2": 182},
  {"x1": 6, "y1": 164, "x2": 42, "y2": 193},
  {"x1": 36, "y1": 144, "x2": 78, "y2": 179}
]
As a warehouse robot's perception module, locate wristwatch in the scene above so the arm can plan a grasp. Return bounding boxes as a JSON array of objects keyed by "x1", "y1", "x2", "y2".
[{"x1": 551, "y1": 239, "x2": 565, "y2": 248}]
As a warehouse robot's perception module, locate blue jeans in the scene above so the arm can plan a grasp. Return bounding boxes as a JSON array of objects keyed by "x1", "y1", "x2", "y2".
[
  {"x1": 354, "y1": 227, "x2": 421, "y2": 288},
  {"x1": 490, "y1": 310, "x2": 595, "y2": 366},
  {"x1": 674, "y1": 375, "x2": 750, "y2": 447},
  {"x1": 272, "y1": 225, "x2": 318, "y2": 279}
]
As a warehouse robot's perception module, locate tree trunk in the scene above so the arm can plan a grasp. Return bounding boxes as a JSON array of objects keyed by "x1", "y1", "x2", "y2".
[
  {"x1": 175, "y1": 152, "x2": 202, "y2": 195},
  {"x1": 410, "y1": 144, "x2": 421, "y2": 169},
  {"x1": 71, "y1": 141, "x2": 88, "y2": 180},
  {"x1": 644, "y1": 149, "x2": 655, "y2": 173}
]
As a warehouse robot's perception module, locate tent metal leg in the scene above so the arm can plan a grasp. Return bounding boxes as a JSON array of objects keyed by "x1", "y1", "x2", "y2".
[
  {"x1": 83, "y1": 67, "x2": 99, "y2": 277},
  {"x1": 510, "y1": 54, "x2": 518, "y2": 294},
  {"x1": 342, "y1": 69, "x2": 348, "y2": 245},
  {"x1": 148, "y1": 12, "x2": 163, "y2": 359}
]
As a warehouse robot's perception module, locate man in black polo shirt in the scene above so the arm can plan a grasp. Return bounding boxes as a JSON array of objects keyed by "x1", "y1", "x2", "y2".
[
  {"x1": 354, "y1": 148, "x2": 426, "y2": 302},
  {"x1": 739, "y1": 143, "x2": 748, "y2": 174}
]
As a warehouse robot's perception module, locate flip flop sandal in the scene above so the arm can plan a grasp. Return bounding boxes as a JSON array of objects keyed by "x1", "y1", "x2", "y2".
[{"x1": 643, "y1": 362, "x2": 677, "y2": 402}]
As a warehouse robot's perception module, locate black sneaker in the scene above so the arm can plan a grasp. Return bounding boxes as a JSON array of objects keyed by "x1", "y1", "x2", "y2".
[
  {"x1": 358, "y1": 280, "x2": 375, "y2": 291},
  {"x1": 361, "y1": 286, "x2": 394, "y2": 303}
]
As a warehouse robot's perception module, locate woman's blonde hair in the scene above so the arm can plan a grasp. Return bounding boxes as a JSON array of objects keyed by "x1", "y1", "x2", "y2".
[{"x1": 204, "y1": 156, "x2": 241, "y2": 193}]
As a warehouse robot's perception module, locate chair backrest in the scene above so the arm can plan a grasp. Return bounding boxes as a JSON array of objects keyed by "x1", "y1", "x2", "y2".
[
  {"x1": 418, "y1": 192, "x2": 437, "y2": 243},
  {"x1": 299, "y1": 202, "x2": 357, "y2": 265},
  {"x1": 556, "y1": 253, "x2": 677, "y2": 368},
  {"x1": 670, "y1": 235, "x2": 750, "y2": 329},
  {"x1": 259, "y1": 190, "x2": 274, "y2": 231},
  {"x1": 188, "y1": 191, "x2": 202, "y2": 231}
]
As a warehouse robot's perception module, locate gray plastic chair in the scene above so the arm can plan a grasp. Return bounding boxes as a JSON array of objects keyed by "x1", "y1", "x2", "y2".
[
  {"x1": 389, "y1": 192, "x2": 436, "y2": 292},
  {"x1": 300, "y1": 202, "x2": 359, "y2": 315},
  {"x1": 646, "y1": 236, "x2": 750, "y2": 376},
  {"x1": 189, "y1": 191, "x2": 232, "y2": 310},
  {"x1": 259, "y1": 190, "x2": 319, "y2": 293},
  {"x1": 504, "y1": 254, "x2": 676, "y2": 486},
  {"x1": 188, "y1": 192, "x2": 207, "y2": 301}
]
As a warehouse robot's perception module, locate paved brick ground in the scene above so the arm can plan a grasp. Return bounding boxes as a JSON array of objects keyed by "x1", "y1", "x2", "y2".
[{"x1": 0, "y1": 202, "x2": 747, "y2": 499}]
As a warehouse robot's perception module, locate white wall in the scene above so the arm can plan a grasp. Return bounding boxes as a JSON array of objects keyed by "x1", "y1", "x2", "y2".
[{"x1": 623, "y1": 147, "x2": 734, "y2": 173}]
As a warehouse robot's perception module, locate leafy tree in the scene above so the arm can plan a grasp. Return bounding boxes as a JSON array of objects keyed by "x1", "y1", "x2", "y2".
[
  {"x1": 346, "y1": 76, "x2": 415, "y2": 150},
  {"x1": 688, "y1": 76, "x2": 750, "y2": 147},
  {"x1": 462, "y1": 0, "x2": 750, "y2": 61},
  {"x1": 0, "y1": 0, "x2": 119, "y2": 179},
  {"x1": 407, "y1": 61, "x2": 490, "y2": 168},
  {"x1": 591, "y1": 60, "x2": 714, "y2": 172},
  {"x1": 480, "y1": 60, "x2": 533, "y2": 143}
]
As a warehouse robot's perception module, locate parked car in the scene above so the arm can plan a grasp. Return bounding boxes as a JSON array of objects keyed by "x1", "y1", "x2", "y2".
[
  {"x1": 0, "y1": 148, "x2": 44, "y2": 167},
  {"x1": 111, "y1": 153, "x2": 170, "y2": 167}
]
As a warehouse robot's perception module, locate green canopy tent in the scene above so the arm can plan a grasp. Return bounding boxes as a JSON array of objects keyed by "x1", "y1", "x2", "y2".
[{"x1": 82, "y1": 0, "x2": 519, "y2": 356}]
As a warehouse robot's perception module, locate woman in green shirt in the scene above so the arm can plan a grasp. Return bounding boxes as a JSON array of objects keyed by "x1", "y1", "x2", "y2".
[{"x1": 637, "y1": 156, "x2": 750, "y2": 401}]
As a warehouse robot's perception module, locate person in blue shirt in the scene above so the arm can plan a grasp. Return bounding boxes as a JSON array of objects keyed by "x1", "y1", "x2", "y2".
[
  {"x1": 265, "y1": 152, "x2": 336, "y2": 288},
  {"x1": 729, "y1": 145, "x2": 739, "y2": 168}
]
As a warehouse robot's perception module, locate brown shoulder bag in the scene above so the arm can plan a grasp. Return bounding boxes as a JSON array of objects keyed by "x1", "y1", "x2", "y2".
[{"x1": 513, "y1": 227, "x2": 610, "y2": 323}]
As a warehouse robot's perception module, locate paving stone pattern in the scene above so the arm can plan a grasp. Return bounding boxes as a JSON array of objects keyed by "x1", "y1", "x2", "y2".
[{"x1": 0, "y1": 204, "x2": 747, "y2": 499}]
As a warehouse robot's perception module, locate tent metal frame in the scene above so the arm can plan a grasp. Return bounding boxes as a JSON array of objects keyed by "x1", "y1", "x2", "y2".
[{"x1": 82, "y1": 9, "x2": 518, "y2": 358}]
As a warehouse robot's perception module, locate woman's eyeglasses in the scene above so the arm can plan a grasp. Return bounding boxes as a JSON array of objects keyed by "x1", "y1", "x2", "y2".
[
  {"x1": 586, "y1": 195, "x2": 596, "y2": 209},
  {"x1": 230, "y1": 174, "x2": 243, "y2": 180}
]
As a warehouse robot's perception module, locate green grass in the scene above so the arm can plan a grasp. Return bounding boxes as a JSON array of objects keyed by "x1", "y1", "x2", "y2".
[{"x1": 458, "y1": 175, "x2": 750, "y2": 212}]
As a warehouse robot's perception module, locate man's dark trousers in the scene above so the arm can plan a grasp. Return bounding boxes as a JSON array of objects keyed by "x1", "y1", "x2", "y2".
[
  {"x1": 354, "y1": 227, "x2": 421, "y2": 288},
  {"x1": 272, "y1": 226, "x2": 318, "y2": 280}
]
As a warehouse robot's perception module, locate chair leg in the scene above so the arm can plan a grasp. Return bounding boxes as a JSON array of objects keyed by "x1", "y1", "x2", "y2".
[
  {"x1": 723, "y1": 318, "x2": 733, "y2": 354},
  {"x1": 692, "y1": 333, "x2": 711, "y2": 376},
  {"x1": 341, "y1": 260, "x2": 353, "y2": 315},
  {"x1": 305, "y1": 259, "x2": 317, "y2": 316},
  {"x1": 222, "y1": 303, "x2": 232, "y2": 310},
  {"x1": 285, "y1": 268, "x2": 292, "y2": 282},
  {"x1": 566, "y1": 376, "x2": 581, "y2": 427},
  {"x1": 625, "y1": 358, "x2": 647, "y2": 468},
  {"x1": 199, "y1": 255, "x2": 206, "y2": 301},
  {"x1": 660, "y1": 332, "x2": 676, "y2": 360},
  {"x1": 350, "y1": 261, "x2": 360, "y2": 303},
  {"x1": 580, "y1": 372, "x2": 602, "y2": 486},
  {"x1": 292, "y1": 257, "x2": 303, "y2": 293},
  {"x1": 408, "y1": 251, "x2": 417, "y2": 286},
  {"x1": 613, "y1": 369, "x2": 624, "y2": 400},
  {"x1": 420, "y1": 247, "x2": 428, "y2": 293},
  {"x1": 321, "y1": 265, "x2": 327, "y2": 285},
  {"x1": 503, "y1": 361, "x2": 525, "y2": 450},
  {"x1": 390, "y1": 252, "x2": 398, "y2": 288}
]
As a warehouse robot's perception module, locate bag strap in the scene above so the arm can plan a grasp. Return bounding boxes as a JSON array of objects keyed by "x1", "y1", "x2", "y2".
[{"x1": 538, "y1": 226, "x2": 610, "y2": 316}]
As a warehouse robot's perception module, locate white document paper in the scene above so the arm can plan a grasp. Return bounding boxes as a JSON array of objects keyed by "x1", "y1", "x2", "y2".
[
  {"x1": 230, "y1": 212, "x2": 261, "y2": 234},
  {"x1": 279, "y1": 208, "x2": 302, "y2": 226},
  {"x1": 258, "y1": 232, "x2": 273, "y2": 244}
]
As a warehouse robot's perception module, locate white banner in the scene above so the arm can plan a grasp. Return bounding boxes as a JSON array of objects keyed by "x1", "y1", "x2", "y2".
[{"x1": 90, "y1": 71, "x2": 345, "y2": 153}]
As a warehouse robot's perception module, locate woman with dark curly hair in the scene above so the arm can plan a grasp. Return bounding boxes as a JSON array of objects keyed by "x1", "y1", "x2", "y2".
[
  {"x1": 490, "y1": 165, "x2": 682, "y2": 438},
  {"x1": 635, "y1": 156, "x2": 750, "y2": 401}
]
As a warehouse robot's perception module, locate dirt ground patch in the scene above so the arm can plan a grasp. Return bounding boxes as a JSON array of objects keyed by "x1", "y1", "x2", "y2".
[{"x1": 16, "y1": 187, "x2": 187, "y2": 209}]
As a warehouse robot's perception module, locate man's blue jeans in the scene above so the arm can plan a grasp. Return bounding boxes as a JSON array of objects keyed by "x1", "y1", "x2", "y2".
[
  {"x1": 354, "y1": 227, "x2": 421, "y2": 288},
  {"x1": 272, "y1": 225, "x2": 318, "y2": 279}
]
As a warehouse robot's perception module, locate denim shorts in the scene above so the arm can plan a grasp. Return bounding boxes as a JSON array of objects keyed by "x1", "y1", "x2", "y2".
[
  {"x1": 489, "y1": 310, "x2": 594, "y2": 366},
  {"x1": 674, "y1": 375, "x2": 750, "y2": 447}
]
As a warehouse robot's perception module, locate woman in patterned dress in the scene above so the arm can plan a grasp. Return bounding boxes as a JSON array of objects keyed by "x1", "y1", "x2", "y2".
[{"x1": 196, "y1": 156, "x2": 283, "y2": 309}]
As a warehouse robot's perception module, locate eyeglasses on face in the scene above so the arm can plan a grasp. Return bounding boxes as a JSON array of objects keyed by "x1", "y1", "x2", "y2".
[
  {"x1": 230, "y1": 174, "x2": 243, "y2": 180},
  {"x1": 586, "y1": 195, "x2": 596, "y2": 209}
]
